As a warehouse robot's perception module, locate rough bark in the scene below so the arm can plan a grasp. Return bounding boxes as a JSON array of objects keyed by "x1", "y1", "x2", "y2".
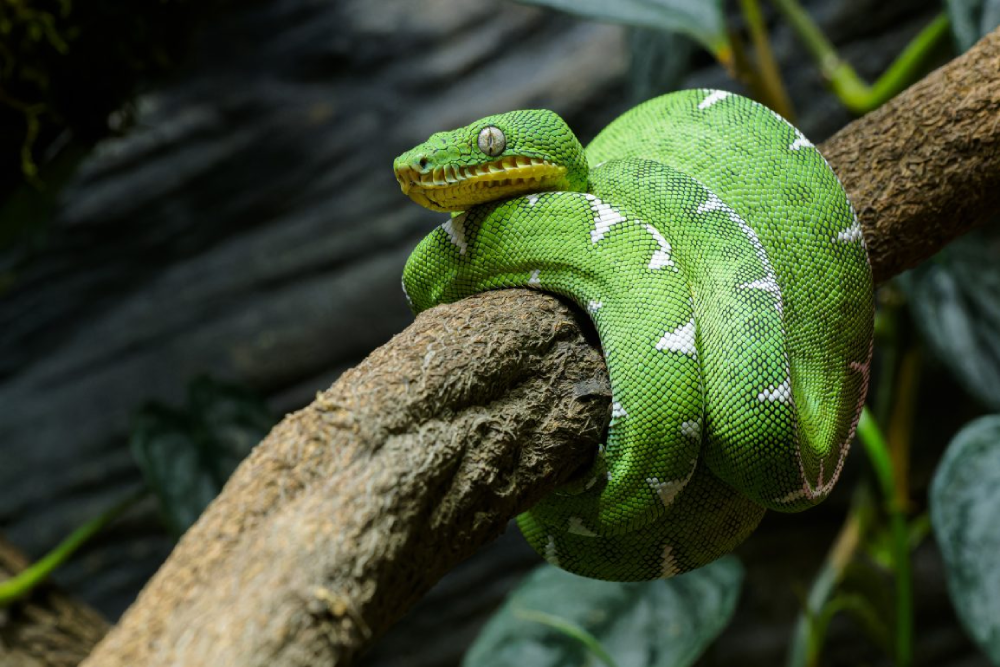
[
  {"x1": 0, "y1": 537, "x2": 109, "y2": 667},
  {"x1": 821, "y1": 24, "x2": 1000, "y2": 284},
  {"x1": 79, "y1": 23, "x2": 1000, "y2": 667}
]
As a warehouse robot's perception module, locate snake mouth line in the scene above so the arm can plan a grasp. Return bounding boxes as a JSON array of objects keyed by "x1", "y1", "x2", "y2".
[{"x1": 395, "y1": 156, "x2": 567, "y2": 211}]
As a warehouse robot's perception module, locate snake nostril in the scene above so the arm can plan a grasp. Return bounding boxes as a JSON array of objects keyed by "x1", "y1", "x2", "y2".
[{"x1": 417, "y1": 156, "x2": 429, "y2": 170}]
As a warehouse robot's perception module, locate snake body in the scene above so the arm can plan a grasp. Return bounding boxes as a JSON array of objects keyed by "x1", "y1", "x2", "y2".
[{"x1": 394, "y1": 90, "x2": 874, "y2": 581}]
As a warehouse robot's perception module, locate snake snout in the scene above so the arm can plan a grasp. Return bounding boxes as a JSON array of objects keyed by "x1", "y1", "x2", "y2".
[{"x1": 394, "y1": 155, "x2": 433, "y2": 194}]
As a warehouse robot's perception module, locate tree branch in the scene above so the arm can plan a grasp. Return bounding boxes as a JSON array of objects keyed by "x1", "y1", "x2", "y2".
[{"x1": 82, "y1": 26, "x2": 1000, "y2": 667}]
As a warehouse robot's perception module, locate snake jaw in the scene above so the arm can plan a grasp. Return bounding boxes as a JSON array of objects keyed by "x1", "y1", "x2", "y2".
[{"x1": 394, "y1": 156, "x2": 568, "y2": 212}]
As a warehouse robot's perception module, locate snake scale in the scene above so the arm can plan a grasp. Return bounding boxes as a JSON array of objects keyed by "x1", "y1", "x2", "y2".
[{"x1": 393, "y1": 90, "x2": 874, "y2": 582}]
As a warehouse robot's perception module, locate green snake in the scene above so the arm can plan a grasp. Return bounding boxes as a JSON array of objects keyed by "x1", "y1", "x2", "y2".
[{"x1": 394, "y1": 90, "x2": 874, "y2": 581}]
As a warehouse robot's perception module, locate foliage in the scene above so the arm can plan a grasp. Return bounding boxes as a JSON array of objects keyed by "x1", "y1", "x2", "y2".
[
  {"x1": 946, "y1": 0, "x2": 1000, "y2": 50},
  {"x1": 515, "y1": 0, "x2": 730, "y2": 66},
  {"x1": 931, "y1": 416, "x2": 1000, "y2": 664},
  {"x1": 464, "y1": 557, "x2": 742, "y2": 667},
  {"x1": 901, "y1": 225, "x2": 1000, "y2": 411},
  {"x1": 130, "y1": 376, "x2": 276, "y2": 538}
]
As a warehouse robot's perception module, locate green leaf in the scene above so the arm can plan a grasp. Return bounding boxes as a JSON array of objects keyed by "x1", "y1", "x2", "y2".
[
  {"x1": 462, "y1": 556, "x2": 743, "y2": 667},
  {"x1": 130, "y1": 376, "x2": 275, "y2": 537},
  {"x1": 627, "y1": 28, "x2": 694, "y2": 103},
  {"x1": 515, "y1": 0, "x2": 730, "y2": 63},
  {"x1": 930, "y1": 415, "x2": 1000, "y2": 664},
  {"x1": 900, "y1": 225, "x2": 1000, "y2": 411},
  {"x1": 945, "y1": 0, "x2": 1000, "y2": 51}
]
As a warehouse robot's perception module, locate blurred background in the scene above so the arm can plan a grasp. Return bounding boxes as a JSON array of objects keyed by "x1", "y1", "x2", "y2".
[{"x1": 2, "y1": 0, "x2": 999, "y2": 665}]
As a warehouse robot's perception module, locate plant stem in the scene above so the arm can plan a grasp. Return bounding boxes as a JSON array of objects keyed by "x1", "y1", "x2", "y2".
[
  {"x1": 0, "y1": 491, "x2": 144, "y2": 607},
  {"x1": 857, "y1": 409, "x2": 912, "y2": 667},
  {"x1": 769, "y1": 0, "x2": 950, "y2": 114},
  {"x1": 738, "y1": 0, "x2": 795, "y2": 120},
  {"x1": 786, "y1": 490, "x2": 865, "y2": 667},
  {"x1": 887, "y1": 347, "x2": 920, "y2": 511}
]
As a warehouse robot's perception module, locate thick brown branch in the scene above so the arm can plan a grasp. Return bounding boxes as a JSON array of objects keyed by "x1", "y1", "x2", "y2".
[
  {"x1": 821, "y1": 26, "x2": 1000, "y2": 284},
  {"x1": 82, "y1": 26, "x2": 1000, "y2": 667}
]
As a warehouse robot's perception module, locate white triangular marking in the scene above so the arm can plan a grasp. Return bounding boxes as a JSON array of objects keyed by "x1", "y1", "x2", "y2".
[
  {"x1": 528, "y1": 269, "x2": 541, "y2": 285},
  {"x1": 643, "y1": 223, "x2": 675, "y2": 270},
  {"x1": 680, "y1": 419, "x2": 701, "y2": 440},
  {"x1": 757, "y1": 378, "x2": 792, "y2": 403},
  {"x1": 790, "y1": 134, "x2": 813, "y2": 150},
  {"x1": 655, "y1": 318, "x2": 697, "y2": 357},
  {"x1": 441, "y1": 213, "x2": 468, "y2": 254},
  {"x1": 835, "y1": 218, "x2": 863, "y2": 244},
  {"x1": 544, "y1": 535, "x2": 560, "y2": 566},
  {"x1": 739, "y1": 275, "x2": 784, "y2": 314},
  {"x1": 661, "y1": 544, "x2": 681, "y2": 578},
  {"x1": 697, "y1": 191, "x2": 784, "y2": 314},
  {"x1": 589, "y1": 197, "x2": 628, "y2": 244},
  {"x1": 567, "y1": 517, "x2": 597, "y2": 536},
  {"x1": 698, "y1": 90, "x2": 730, "y2": 109},
  {"x1": 696, "y1": 192, "x2": 726, "y2": 214}
]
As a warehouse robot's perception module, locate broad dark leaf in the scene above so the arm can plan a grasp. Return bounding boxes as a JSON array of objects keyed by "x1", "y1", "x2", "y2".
[
  {"x1": 130, "y1": 376, "x2": 275, "y2": 537},
  {"x1": 930, "y1": 415, "x2": 1000, "y2": 664},
  {"x1": 627, "y1": 28, "x2": 694, "y2": 103},
  {"x1": 515, "y1": 0, "x2": 729, "y2": 62},
  {"x1": 463, "y1": 556, "x2": 743, "y2": 667},
  {"x1": 901, "y1": 225, "x2": 1000, "y2": 410},
  {"x1": 945, "y1": 0, "x2": 1000, "y2": 51}
]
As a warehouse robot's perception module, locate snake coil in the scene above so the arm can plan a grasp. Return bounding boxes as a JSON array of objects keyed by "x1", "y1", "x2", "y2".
[{"x1": 395, "y1": 90, "x2": 873, "y2": 581}]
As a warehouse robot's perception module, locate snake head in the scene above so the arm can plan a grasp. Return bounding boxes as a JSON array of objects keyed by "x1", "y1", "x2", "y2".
[{"x1": 393, "y1": 109, "x2": 589, "y2": 212}]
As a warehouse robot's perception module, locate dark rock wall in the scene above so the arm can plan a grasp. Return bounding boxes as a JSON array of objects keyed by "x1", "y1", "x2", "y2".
[{"x1": 3, "y1": 0, "x2": 983, "y2": 665}]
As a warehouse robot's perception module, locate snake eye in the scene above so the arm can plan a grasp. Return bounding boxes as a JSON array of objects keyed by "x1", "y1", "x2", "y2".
[{"x1": 477, "y1": 126, "x2": 506, "y2": 157}]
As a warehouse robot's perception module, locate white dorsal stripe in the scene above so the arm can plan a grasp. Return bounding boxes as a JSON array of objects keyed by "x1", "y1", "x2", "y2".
[
  {"x1": 698, "y1": 90, "x2": 730, "y2": 109},
  {"x1": 441, "y1": 213, "x2": 468, "y2": 254},
  {"x1": 528, "y1": 269, "x2": 541, "y2": 285},
  {"x1": 587, "y1": 299, "x2": 603, "y2": 313},
  {"x1": 643, "y1": 223, "x2": 675, "y2": 270},
  {"x1": 656, "y1": 318, "x2": 697, "y2": 357},
  {"x1": 758, "y1": 378, "x2": 792, "y2": 403},
  {"x1": 611, "y1": 401, "x2": 628, "y2": 419}
]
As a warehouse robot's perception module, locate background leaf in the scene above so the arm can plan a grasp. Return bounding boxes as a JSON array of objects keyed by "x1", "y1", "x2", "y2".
[
  {"x1": 930, "y1": 415, "x2": 1000, "y2": 664},
  {"x1": 462, "y1": 556, "x2": 743, "y2": 667},
  {"x1": 130, "y1": 376, "x2": 275, "y2": 537},
  {"x1": 515, "y1": 0, "x2": 729, "y2": 63},
  {"x1": 627, "y1": 28, "x2": 694, "y2": 103},
  {"x1": 900, "y1": 224, "x2": 1000, "y2": 410},
  {"x1": 945, "y1": 0, "x2": 1000, "y2": 51}
]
